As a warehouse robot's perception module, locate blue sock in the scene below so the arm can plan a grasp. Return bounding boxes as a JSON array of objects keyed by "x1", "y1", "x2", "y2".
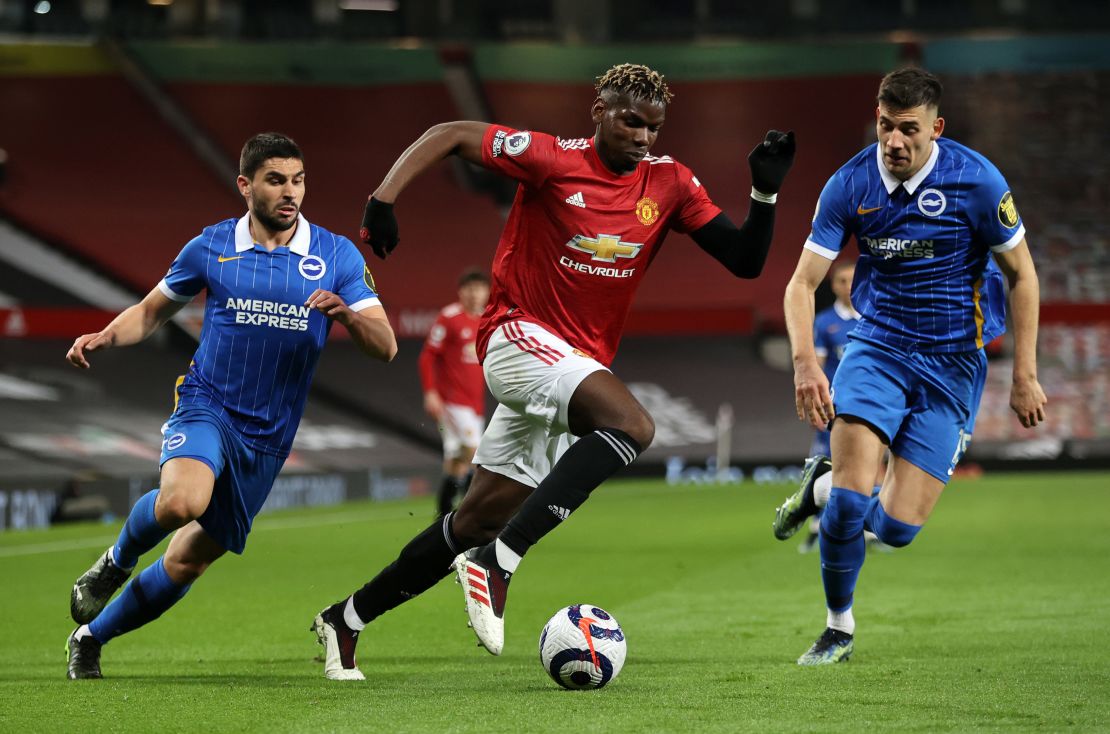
[
  {"x1": 863, "y1": 494, "x2": 880, "y2": 534},
  {"x1": 89, "y1": 556, "x2": 190, "y2": 644},
  {"x1": 112, "y1": 489, "x2": 168, "y2": 570},
  {"x1": 865, "y1": 499, "x2": 922, "y2": 548},
  {"x1": 819, "y1": 487, "x2": 870, "y2": 612}
]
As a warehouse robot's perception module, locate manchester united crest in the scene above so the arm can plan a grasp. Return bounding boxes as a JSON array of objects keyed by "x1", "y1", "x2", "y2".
[{"x1": 634, "y1": 196, "x2": 659, "y2": 226}]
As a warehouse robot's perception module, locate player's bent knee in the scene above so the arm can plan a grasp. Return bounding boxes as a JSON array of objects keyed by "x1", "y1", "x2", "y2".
[
  {"x1": 162, "y1": 555, "x2": 211, "y2": 584},
  {"x1": 866, "y1": 500, "x2": 922, "y2": 548},
  {"x1": 155, "y1": 491, "x2": 204, "y2": 529},
  {"x1": 614, "y1": 412, "x2": 654, "y2": 452},
  {"x1": 638, "y1": 414, "x2": 656, "y2": 450}
]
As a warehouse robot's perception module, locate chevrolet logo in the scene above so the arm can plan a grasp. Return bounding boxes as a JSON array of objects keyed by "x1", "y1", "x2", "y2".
[
  {"x1": 565, "y1": 234, "x2": 644, "y2": 263},
  {"x1": 217, "y1": 255, "x2": 245, "y2": 263}
]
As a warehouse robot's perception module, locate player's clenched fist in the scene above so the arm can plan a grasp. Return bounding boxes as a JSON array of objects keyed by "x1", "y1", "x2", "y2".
[
  {"x1": 305, "y1": 289, "x2": 352, "y2": 323},
  {"x1": 748, "y1": 130, "x2": 796, "y2": 195},
  {"x1": 360, "y1": 196, "x2": 399, "y2": 260},
  {"x1": 66, "y1": 332, "x2": 113, "y2": 369}
]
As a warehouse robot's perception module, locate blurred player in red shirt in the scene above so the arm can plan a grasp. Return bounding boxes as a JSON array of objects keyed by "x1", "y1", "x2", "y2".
[
  {"x1": 418, "y1": 268, "x2": 490, "y2": 516},
  {"x1": 311, "y1": 63, "x2": 794, "y2": 678}
]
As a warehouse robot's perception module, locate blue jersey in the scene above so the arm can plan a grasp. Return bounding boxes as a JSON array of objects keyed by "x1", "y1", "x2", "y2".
[
  {"x1": 806, "y1": 139, "x2": 1025, "y2": 354},
  {"x1": 814, "y1": 301, "x2": 858, "y2": 383},
  {"x1": 158, "y1": 213, "x2": 380, "y2": 457}
]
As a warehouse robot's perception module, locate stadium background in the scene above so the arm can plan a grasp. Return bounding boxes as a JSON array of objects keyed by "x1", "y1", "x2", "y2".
[
  {"x1": 2, "y1": 3, "x2": 1110, "y2": 730},
  {"x1": 0, "y1": 1, "x2": 1107, "y2": 529}
]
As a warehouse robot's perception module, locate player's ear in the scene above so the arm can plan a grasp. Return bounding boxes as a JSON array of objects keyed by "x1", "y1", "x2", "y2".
[
  {"x1": 932, "y1": 115, "x2": 945, "y2": 140},
  {"x1": 236, "y1": 175, "x2": 252, "y2": 198},
  {"x1": 590, "y1": 97, "x2": 607, "y2": 125}
]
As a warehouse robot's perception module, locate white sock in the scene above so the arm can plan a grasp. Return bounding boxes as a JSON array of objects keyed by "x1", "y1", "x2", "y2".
[
  {"x1": 814, "y1": 472, "x2": 833, "y2": 508},
  {"x1": 74, "y1": 624, "x2": 92, "y2": 641},
  {"x1": 343, "y1": 596, "x2": 366, "y2": 631},
  {"x1": 827, "y1": 607, "x2": 855, "y2": 635},
  {"x1": 494, "y1": 538, "x2": 521, "y2": 574}
]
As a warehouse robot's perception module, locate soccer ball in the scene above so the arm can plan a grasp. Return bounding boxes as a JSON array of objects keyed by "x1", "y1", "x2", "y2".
[{"x1": 538, "y1": 604, "x2": 626, "y2": 690}]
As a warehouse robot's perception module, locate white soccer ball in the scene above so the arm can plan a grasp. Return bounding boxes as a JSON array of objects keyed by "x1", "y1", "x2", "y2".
[{"x1": 538, "y1": 604, "x2": 626, "y2": 690}]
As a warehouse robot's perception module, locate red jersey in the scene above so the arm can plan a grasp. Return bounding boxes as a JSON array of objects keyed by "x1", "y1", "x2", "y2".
[
  {"x1": 477, "y1": 125, "x2": 721, "y2": 367},
  {"x1": 418, "y1": 303, "x2": 485, "y2": 414}
]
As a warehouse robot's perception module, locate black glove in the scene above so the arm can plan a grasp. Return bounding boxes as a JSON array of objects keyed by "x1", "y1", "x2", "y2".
[
  {"x1": 748, "y1": 130, "x2": 796, "y2": 195},
  {"x1": 360, "y1": 197, "x2": 399, "y2": 260}
]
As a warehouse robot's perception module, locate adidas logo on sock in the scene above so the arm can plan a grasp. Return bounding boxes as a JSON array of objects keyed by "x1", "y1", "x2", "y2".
[
  {"x1": 564, "y1": 192, "x2": 586, "y2": 208},
  {"x1": 548, "y1": 505, "x2": 570, "y2": 520}
]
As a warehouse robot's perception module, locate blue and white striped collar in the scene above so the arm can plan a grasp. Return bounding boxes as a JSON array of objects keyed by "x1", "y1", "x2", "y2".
[
  {"x1": 234, "y1": 212, "x2": 311, "y2": 255},
  {"x1": 876, "y1": 139, "x2": 940, "y2": 196}
]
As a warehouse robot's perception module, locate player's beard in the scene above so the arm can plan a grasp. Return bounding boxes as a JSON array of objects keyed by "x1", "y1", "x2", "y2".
[{"x1": 252, "y1": 194, "x2": 298, "y2": 232}]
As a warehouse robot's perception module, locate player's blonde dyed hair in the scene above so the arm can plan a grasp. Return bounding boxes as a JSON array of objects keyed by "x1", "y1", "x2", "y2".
[{"x1": 595, "y1": 63, "x2": 674, "y2": 106}]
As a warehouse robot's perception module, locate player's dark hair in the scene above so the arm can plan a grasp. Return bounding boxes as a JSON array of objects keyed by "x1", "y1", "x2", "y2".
[
  {"x1": 458, "y1": 268, "x2": 489, "y2": 287},
  {"x1": 595, "y1": 63, "x2": 674, "y2": 106},
  {"x1": 878, "y1": 68, "x2": 942, "y2": 111},
  {"x1": 240, "y1": 133, "x2": 304, "y2": 178}
]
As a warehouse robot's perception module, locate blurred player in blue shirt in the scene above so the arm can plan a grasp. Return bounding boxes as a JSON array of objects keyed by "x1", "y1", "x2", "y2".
[
  {"x1": 772, "y1": 69, "x2": 1046, "y2": 665},
  {"x1": 64, "y1": 133, "x2": 397, "y2": 679}
]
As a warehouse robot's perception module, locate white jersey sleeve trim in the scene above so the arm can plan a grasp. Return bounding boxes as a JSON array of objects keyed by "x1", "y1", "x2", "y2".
[
  {"x1": 989, "y1": 224, "x2": 1026, "y2": 253},
  {"x1": 804, "y1": 240, "x2": 839, "y2": 260},
  {"x1": 158, "y1": 279, "x2": 194, "y2": 303},
  {"x1": 349, "y1": 296, "x2": 382, "y2": 312}
]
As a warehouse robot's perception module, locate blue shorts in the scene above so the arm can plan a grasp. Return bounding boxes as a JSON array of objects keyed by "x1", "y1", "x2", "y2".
[
  {"x1": 159, "y1": 407, "x2": 285, "y2": 554},
  {"x1": 831, "y1": 338, "x2": 986, "y2": 483}
]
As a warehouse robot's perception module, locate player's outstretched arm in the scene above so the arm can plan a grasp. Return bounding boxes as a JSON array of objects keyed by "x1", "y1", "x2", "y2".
[
  {"x1": 359, "y1": 121, "x2": 491, "y2": 259},
  {"x1": 66, "y1": 288, "x2": 185, "y2": 369},
  {"x1": 785, "y1": 249, "x2": 835, "y2": 428},
  {"x1": 993, "y1": 239, "x2": 1047, "y2": 428},
  {"x1": 690, "y1": 131, "x2": 795, "y2": 278},
  {"x1": 305, "y1": 290, "x2": 397, "y2": 362}
]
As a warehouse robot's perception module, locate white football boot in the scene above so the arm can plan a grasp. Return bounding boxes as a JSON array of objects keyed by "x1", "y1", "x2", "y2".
[
  {"x1": 454, "y1": 546, "x2": 511, "y2": 656},
  {"x1": 311, "y1": 603, "x2": 366, "y2": 681}
]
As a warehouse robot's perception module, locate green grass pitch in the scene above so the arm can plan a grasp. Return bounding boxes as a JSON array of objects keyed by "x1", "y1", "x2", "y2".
[{"x1": 2, "y1": 472, "x2": 1108, "y2": 732}]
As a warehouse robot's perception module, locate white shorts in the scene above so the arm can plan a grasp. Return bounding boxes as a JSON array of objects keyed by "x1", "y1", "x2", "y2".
[
  {"x1": 473, "y1": 320, "x2": 607, "y2": 488},
  {"x1": 440, "y1": 403, "x2": 484, "y2": 459}
]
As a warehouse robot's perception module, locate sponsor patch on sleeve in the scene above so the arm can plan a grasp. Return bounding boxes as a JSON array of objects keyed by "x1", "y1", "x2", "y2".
[
  {"x1": 491, "y1": 129, "x2": 507, "y2": 158},
  {"x1": 997, "y1": 191, "x2": 1019, "y2": 228},
  {"x1": 364, "y1": 265, "x2": 377, "y2": 292}
]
